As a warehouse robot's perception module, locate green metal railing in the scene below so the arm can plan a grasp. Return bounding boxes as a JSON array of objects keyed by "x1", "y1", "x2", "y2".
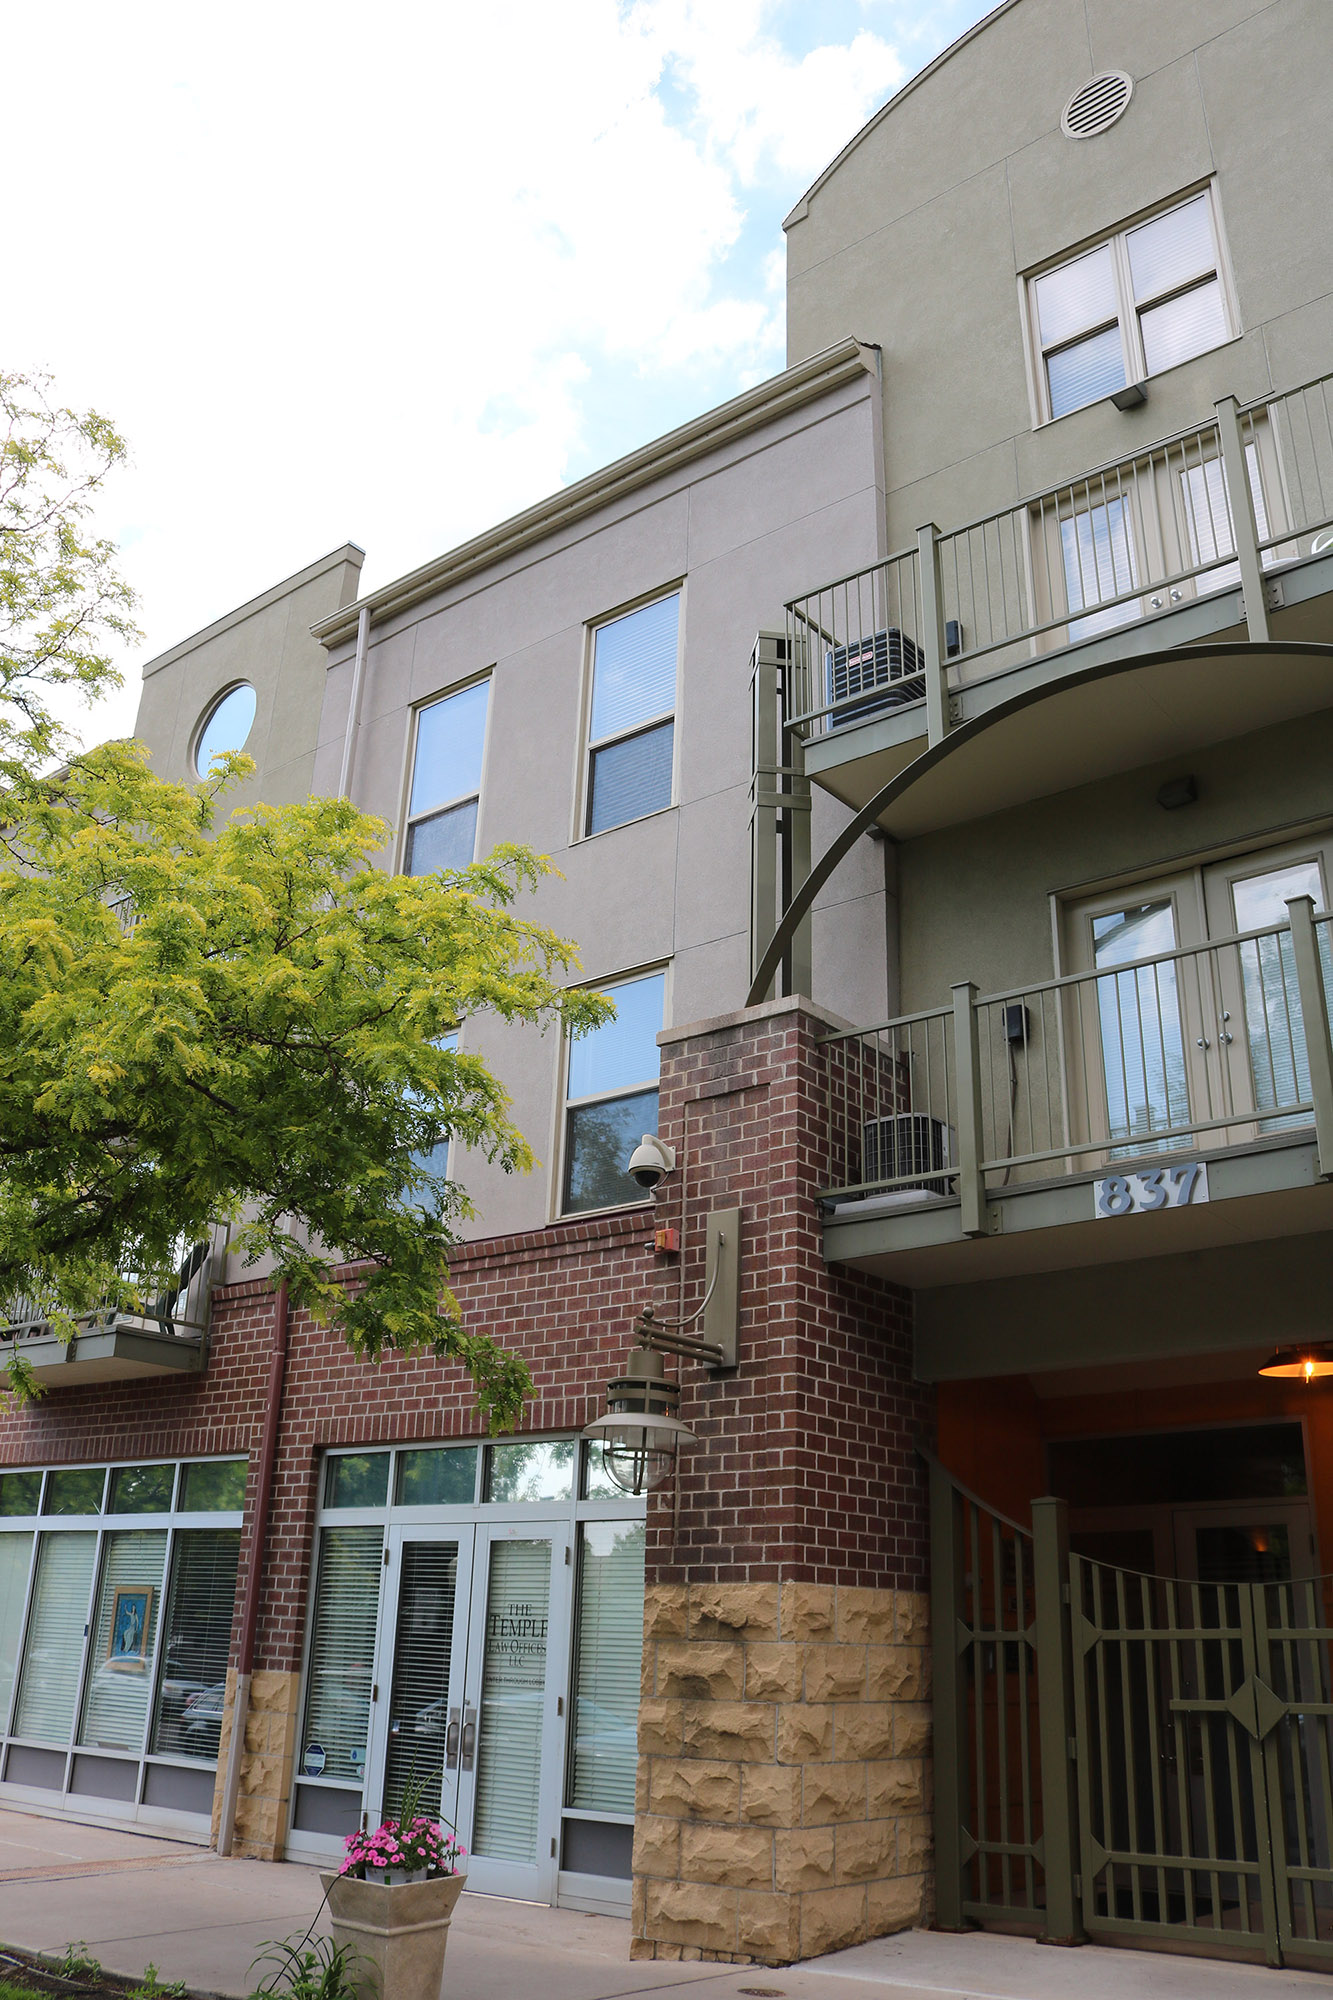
[
  {"x1": 820, "y1": 903, "x2": 1333, "y2": 1226},
  {"x1": 782, "y1": 367, "x2": 1333, "y2": 748}
]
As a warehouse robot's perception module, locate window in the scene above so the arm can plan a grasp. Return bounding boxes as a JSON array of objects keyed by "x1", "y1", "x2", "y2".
[
  {"x1": 585, "y1": 596, "x2": 678, "y2": 836},
  {"x1": 404, "y1": 680, "x2": 490, "y2": 876},
  {"x1": 1061, "y1": 496, "x2": 1141, "y2": 640},
  {"x1": 1030, "y1": 191, "x2": 1233, "y2": 421},
  {"x1": 194, "y1": 684, "x2": 256, "y2": 776},
  {"x1": 562, "y1": 970, "x2": 665, "y2": 1215},
  {"x1": 404, "y1": 1031, "x2": 458, "y2": 1207}
]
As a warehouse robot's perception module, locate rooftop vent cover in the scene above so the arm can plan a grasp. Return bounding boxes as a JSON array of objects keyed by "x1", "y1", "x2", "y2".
[{"x1": 1061, "y1": 71, "x2": 1133, "y2": 139}]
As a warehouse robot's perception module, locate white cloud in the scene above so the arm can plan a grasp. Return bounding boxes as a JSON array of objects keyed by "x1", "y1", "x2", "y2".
[{"x1": 2, "y1": 0, "x2": 919, "y2": 750}]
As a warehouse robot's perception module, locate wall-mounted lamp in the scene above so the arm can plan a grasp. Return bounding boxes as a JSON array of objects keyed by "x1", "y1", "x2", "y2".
[
  {"x1": 1111, "y1": 382, "x2": 1148, "y2": 410},
  {"x1": 582, "y1": 1207, "x2": 740, "y2": 1494},
  {"x1": 1259, "y1": 1343, "x2": 1333, "y2": 1385}
]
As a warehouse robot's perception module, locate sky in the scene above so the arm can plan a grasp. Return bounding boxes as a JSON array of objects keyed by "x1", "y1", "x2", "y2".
[{"x1": 3, "y1": 0, "x2": 990, "y2": 747}]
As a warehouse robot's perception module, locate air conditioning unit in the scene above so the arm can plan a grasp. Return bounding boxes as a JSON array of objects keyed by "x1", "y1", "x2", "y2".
[
  {"x1": 826, "y1": 628, "x2": 925, "y2": 725},
  {"x1": 862, "y1": 1113, "x2": 951, "y2": 1194}
]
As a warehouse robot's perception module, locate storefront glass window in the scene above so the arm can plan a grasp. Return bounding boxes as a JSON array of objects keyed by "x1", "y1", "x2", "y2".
[
  {"x1": 179, "y1": 1460, "x2": 247, "y2": 1513},
  {"x1": 44, "y1": 1469, "x2": 105, "y2": 1516},
  {"x1": 78, "y1": 1531, "x2": 168, "y2": 1752},
  {"x1": 301, "y1": 1526, "x2": 383, "y2": 1784},
  {"x1": 0, "y1": 1533, "x2": 34, "y2": 1728},
  {"x1": 324, "y1": 1454, "x2": 390, "y2": 1509},
  {"x1": 0, "y1": 1474, "x2": 40, "y2": 1517},
  {"x1": 150, "y1": 1530, "x2": 241, "y2": 1761},
  {"x1": 568, "y1": 1520, "x2": 644, "y2": 1815},
  {"x1": 14, "y1": 1532, "x2": 96, "y2": 1740},
  {"x1": 109, "y1": 1465, "x2": 175, "y2": 1515},
  {"x1": 487, "y1": 1440, "x2": 575, "y2": 1504},
  {"x1": 396, "y1": 1448, "x2": 477, "y2": 1507}
]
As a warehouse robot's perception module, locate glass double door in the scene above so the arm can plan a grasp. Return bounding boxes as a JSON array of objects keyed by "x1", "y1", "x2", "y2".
[
  {"x1": 1069, "y1": 841, "x2": 1332, "y2": 1159},
  {"x1": 363, "y1": 1522, "x2": 572, "y2": 1902}
]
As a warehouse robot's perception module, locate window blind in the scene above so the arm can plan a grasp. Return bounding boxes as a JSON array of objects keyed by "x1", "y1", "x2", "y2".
[
  {"x1": 381, "y1": 1540, "x2": 460, "y2": 1823},
  {"x1": 0, "y1": 1533, "x2": 34, "y2": 1732},
  {"x1": 567, "y1": 972, "x2": 663, "y2": 1101},
  {"x1": 406, "y1": 799, "x2": 479, "y2": 877},
  {"x1": 471, "y1": 1539, "x2": 551, "y2": 1864},
  {"x1": 568, "y1": 1521, "x2": 644, "y2": 1816},
  {"x1": 79, "y1": 1530, "x2": 168, "y2": 1753},
  {"x1": 587, "y1": 722, "x2": 673, "y2": 836},
  {"x1": 14, "y1": 1532, "x2": 96, "y2": 1743},
  {"x1": 1034, "y1": 243, "x2": 1118, "y2": 347},
  {"x1": 409, "y1": 682, "x2": 489, "y2": 820},
  {"x1": 589, "y1": 597, "x2": 678, "y2": 742},
  {"x1": 150, "y1": 1529, "x2": 241, "y2": 1761},
  {"x1": 301, "y1": 1526, "x2": 384, "y2": 1785}
]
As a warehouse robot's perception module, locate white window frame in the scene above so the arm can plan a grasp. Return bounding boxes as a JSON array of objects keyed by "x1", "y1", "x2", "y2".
[
  {"x1": 578, "y1": 590, "x2": 682, "y2": 843},
  {"x1": 401, "y1": 673, "x2": 492, "y2": 876},
  {"x1": 556, "y1": 963, "x2": 669, "y2": 1219},
  {"x1": 1024, "y1": 184, "x2": 1238, "y2": 426}
]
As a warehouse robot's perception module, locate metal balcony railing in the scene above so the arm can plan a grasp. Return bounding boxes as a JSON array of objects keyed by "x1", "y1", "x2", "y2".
[
  {"x1": 819, "y1": 902, "x2": 1333, "y2": 1225},
  {"x1": 785, "y1": 369, "x2": 1333, "y2": 742},
  {"x1": 0, "y1": 1238, "x2": 213, "y2": 1350}
]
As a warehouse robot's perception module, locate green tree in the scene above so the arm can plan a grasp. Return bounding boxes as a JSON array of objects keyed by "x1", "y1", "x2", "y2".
[
  {"x1": 0, "y1": 368, "x2": 137, "y2": 787},
  {"x1": 0, "y1": 371, "x2": 611, "y2": 1425}
]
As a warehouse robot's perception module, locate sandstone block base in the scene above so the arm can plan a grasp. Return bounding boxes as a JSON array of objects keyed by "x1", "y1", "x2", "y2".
[
  {"x1": 633, "y1": 1581, "x2": 931, "y2": 1966},
  {"x1": 211, "y1": 1668, "x2": 302, "y2": 1861}
]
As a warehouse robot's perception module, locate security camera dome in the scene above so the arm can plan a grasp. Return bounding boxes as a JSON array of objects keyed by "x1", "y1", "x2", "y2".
[{"x1": 626, "y1": 1134, "x2": 676, "y2": 1190}]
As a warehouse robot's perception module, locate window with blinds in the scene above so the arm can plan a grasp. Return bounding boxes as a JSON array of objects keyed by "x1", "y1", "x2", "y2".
[
  {"x1": 562, "y1": 969, "x2": 665, "y2": 1215},
  {"x1": 567, "y1": 1521, "x2": 644, "y2": 1816},
  {"x1": 0, "y1": 1533, "x2": 33, "y2": 1732},
  {"x1": 380, "y1": 1541, "x2": 460, "y2": 1823},
  {"x1": 471, "y1": 1539, "x2": 551, "y2": 1863},
  {"x1": 585, "y1": 595, "x2": 678, "y2": 837},
  {"x1": 150, "y1": 1529, "x2": 241, "y2": 1761},
  {"x1": 1029, "y1": 188, "x2": 1233, "y2": 421},
  {"x1": 301, "y1": 1526, "x2": 384, "y2": 1785},
  {"x1": 78, "y1": 1531, "x2": 168, "y2": 1753},
  {"x1": 13, "y1": 1532, "x2": 96, "y2": 1742},
  {"x1": 404, "y1": 680, "x2": 490, "y2": 877}
]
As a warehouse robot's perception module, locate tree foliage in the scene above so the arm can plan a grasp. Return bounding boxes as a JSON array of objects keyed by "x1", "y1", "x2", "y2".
[
  {"x1": 0, "y1": 369, "x2": 613, "y2": 1427},
  {"x1": 0, "y1": 746, "x2": 611, "y2": 1426},
  {"x1": 0, "y1": 369, "x2": 137, "y2": 787}
]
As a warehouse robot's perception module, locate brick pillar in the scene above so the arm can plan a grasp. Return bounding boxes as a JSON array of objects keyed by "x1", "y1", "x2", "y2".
[{"x1": 630, "y1": 997, "x2": 933, "y2": 1966}]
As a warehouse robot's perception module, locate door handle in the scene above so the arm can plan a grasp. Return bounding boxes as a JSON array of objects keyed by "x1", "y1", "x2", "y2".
[
  {"x1": 461, "y1": 1705, "x2": 477, "y2": 1771},
  {"x1": 445, "y1": 1706, "x2": 461, "y2": 1770}
]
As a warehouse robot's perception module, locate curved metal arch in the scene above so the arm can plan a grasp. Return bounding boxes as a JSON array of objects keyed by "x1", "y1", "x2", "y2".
[{"x1": 746, "y1": 638, "x2": 1333, "y2": 1007}]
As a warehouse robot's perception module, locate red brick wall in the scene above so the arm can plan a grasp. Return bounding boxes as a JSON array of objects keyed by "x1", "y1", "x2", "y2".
[
  {"x1": 649, "y1": 1001, "x2": 930, "y2": 1592},
  {"x1": 0, "y1": 997, "x2": 929, "y2": 1674}
]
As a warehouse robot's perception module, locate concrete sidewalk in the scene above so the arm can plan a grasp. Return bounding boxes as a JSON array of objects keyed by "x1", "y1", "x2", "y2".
[{"x1": 0, "y1": 1811, "x2": 1328, "y2": 2000}]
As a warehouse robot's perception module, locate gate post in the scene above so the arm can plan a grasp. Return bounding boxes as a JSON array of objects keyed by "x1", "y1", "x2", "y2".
[
  {"x1": 930, "y1": 1458, "x2": 969, "y2": 1931},
  {"x1": 1031, "y1": 1497, "x2": 1085, "y2": 1945}
]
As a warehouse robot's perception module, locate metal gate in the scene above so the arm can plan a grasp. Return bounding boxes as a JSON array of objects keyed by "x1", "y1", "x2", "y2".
[{"x1": 931, "y1": 1460, "x2": 1333, "y2": 1969}]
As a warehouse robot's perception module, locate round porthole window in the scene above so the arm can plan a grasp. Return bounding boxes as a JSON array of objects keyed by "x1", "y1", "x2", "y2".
[{"x1": 193, "y1": 684, "x2": 257, "y2": 775}]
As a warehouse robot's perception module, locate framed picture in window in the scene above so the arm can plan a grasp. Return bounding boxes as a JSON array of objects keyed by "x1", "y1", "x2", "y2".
[{"x1": 106, "y1": 1586, "x2": 154, "y2": 1670}]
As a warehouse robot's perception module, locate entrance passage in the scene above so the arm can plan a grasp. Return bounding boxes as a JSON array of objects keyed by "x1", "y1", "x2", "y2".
[
  {"x1": 931, "y1": 1460, "x2": 1333, "y2": 1970},
  {"x1": 287, "y1": 1439, "x2": 645, "y2": 1912}
]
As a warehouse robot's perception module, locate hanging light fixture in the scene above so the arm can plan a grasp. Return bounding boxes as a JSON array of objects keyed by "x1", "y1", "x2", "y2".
[
  {"x1": 1258, "y1": 1343, "x2": 1333, "y2": 1384},
  {"x1": 582, "y1": 1206, "x2": 740, "y2": 1496}
]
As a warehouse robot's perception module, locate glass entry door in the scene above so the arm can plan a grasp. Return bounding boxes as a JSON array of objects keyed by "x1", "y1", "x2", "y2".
[
  {"x1": 363, "y1": 1522, "x2": 572, "y2": 1903},
  {"x1": 364, "y1": 1529, "x2": 475, "y2": 1844},
  {"x1": 454, "y1": 1526, "x2": 572, "y2": 1901}
]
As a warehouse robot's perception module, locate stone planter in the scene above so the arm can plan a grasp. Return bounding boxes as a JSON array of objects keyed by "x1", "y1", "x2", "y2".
[{"x1": 321, "y1": 1869, "x2": 466, "y2": 2000}]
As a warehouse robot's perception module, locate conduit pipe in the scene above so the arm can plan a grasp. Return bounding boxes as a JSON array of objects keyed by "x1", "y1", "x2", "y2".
[
  {"x1": 217, "y1": 1276, "x2": 290, "y2": 1856},
  {"x1": 335, "y1": 604, "x2": 371, "y2": 800}
]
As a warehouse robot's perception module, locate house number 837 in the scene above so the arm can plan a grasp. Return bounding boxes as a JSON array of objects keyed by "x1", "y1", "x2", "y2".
[{"x1": 1093, "y1": 1163, "x2": 1209, "y2": 1217}]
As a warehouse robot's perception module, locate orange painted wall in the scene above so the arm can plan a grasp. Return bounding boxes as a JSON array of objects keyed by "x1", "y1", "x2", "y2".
[{"x1": 938, "y1": 1373, "x2": 1333, "y2": 1567}]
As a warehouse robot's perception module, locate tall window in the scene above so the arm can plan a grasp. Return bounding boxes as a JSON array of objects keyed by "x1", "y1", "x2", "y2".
[
  {"x1": 405, "y1": 680, "x2": 490, "y2": 875},
  {"x1": 585, "y1": 596, "x2": 678, "y2": 837},
  {"x1": 563, "y1": 970, "x2": 665, "y2": 1214},
  {"x1": 1030, "y1": 191, "x2": 1232, "y2": 421}
]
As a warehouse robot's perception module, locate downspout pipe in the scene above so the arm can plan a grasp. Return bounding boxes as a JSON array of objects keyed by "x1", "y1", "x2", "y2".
[
  {"x1": 336, "y1": 604, "x2": 371, "y2": 801},
  {"x1": 217, "y1": 1277, "x2": 290, "y2": 1857}
]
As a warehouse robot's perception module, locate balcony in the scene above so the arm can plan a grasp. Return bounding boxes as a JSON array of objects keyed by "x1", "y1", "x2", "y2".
[
  {"x1": 783, "y1": 372, "x2": 1333, "y2": 834},
  {"x1": 0, "y1": 1240, "x2": 213, "y2": 1387},
  {"x1": 819, "y1": 901, "x2": 1333, "y2": 1288}
]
